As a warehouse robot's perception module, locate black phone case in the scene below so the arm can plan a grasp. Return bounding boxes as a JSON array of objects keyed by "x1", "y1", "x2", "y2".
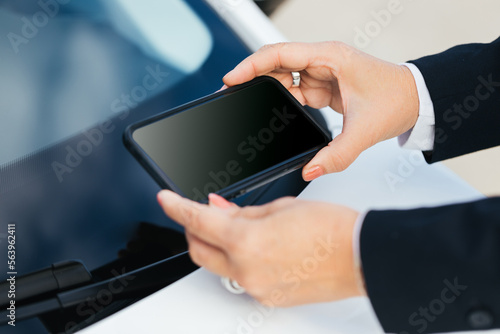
[{"x1": 123, "y1": 76, "x2": 331, "y2": 202}]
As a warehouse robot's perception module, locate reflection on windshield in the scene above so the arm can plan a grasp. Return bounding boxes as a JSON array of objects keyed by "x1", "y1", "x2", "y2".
[{"x1": 0, "y1": 0, "x2": 213, "y2": 166}]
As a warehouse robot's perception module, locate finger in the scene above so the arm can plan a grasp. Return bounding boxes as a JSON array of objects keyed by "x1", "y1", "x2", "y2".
[
  {"x1": 208, "y1": 193, "x2": 296, "y2": 220},
  {"x1": 265, "y1": 71, "x2": 295, "y2": 88},
  {"x1": 223, "y1": 42, "x2": 315, "y2": 86},
  {"x1": 185, "y1": 232, "x2": 232, "y2": 277},
  {"x1": 206, "y1": 192, "x2": 294, "y2": 223},
  {"x1": 302, "y1": 130, "x2": 366, "y2": 180},
  {"x1": 208, "y1": 193, "x2": 238, "y2": 209},
  {"x1": 157, "y1": 190, "x2": 204, "y2": 226},
  {"x1": 158, "y1": 190, "x2": 233, "y2": 246},
  {"x1": 237, "y1": 197, "x2": 296, "y2": 219},
  {"x1": 223, "y1": 41, "x2": 348, "y2": 87}
]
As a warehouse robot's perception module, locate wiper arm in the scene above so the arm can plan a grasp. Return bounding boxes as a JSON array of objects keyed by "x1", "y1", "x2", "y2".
[
  {"x1": 0, "y1": 260, "x2": 92, "y2": 307},
  {"x1": 0, "y1": 252, "x2": 197, "y2": 325}
]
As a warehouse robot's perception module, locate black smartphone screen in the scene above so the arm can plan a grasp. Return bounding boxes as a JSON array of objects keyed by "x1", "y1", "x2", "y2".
[{"x1": 129, "y1": 78, "x2": 329, "y2": 201}]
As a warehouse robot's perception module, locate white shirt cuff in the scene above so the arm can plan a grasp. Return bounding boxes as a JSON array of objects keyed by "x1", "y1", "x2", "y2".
[{"x1": 398, "y1": 63, "x2": 435, "y2": 151}]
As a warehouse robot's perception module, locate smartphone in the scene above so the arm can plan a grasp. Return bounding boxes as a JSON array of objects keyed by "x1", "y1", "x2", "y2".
[{"x1": 124, "y1": 76, "x2": 331, "y2": 202}]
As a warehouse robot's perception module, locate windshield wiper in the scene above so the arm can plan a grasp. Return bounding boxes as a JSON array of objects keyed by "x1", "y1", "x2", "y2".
[
  {"x1": 0, "y1": 260, "x2": 92, "y2": 307},
  {"x1": 0, "y1": 252, "x2": 197, "y2": 325}
]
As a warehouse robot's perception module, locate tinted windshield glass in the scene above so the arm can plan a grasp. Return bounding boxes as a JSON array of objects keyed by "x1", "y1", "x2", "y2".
[{"x1": 0, "y1": 0, "x2": 213, "y2": 166}]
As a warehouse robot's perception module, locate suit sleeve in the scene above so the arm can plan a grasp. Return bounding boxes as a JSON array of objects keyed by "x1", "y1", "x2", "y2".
[
  {"x1": 360, "y1": 198, "x2": 500, "y2": 334},
  {"x1": 360, "y1": 39, "x2": 500, "y2": 333},
  {"x1": 409, "y1": 37, "x2": 500, "y2": 162}
]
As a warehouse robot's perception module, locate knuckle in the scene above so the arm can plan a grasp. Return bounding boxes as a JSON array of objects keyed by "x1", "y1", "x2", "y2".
[
  {"x1": 260, "y1": 42, "x2": 286, "y2": 51},
  {"x1": 329, "y1": 40, "x2": 350, "y2": 53},
  {"x1": 259, "y1": 43, "x2": 273, "y2": 51},
  {"x1": 330, "y1": 40, "x2": 347, "y2": 49},
  {"x1": 326, "y1": 40, "x2": 355, "y2": 67},
  {"x1": 274, "y1": 42, "x2": 289, "y2": 52},
  {"x1": 248, "y1": 59, "x2": 259, "y2": 77}
]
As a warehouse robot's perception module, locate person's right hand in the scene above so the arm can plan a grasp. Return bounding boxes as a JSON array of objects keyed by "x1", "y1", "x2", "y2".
[{"x1": 223, "y1": 42, "x2": 420, "y2": 181}]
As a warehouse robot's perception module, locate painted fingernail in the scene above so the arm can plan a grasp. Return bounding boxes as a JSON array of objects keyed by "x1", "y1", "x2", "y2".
[
  {"x1": 216, "y1": 84, "x2": 228, "y2": 92},
  {"x1": 303, "y1": 166, "x2": 323, "y2": 181},
  {"x1": 208, "y1": 193, "x2": 233, "y2": 209}
]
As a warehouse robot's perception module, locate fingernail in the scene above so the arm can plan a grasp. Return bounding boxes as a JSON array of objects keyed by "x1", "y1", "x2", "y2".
[
  {"x1": 216, "y1": 84, "x2": 228, "y2": 92},
  {"x1": 303, "y1": 166, "x2": 323, "y2": 181},
  {"x1": 208, "y1": 193, "x2": 233, "y2": 209}
]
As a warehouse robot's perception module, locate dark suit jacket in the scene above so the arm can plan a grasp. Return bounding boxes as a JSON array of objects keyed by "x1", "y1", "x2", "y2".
[{"x1": 360, "y1": 37, "x2": 500, "y2": 334}]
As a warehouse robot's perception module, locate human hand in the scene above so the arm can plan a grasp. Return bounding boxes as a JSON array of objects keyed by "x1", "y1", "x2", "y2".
[
  {"x1": 157, "y1": 190, "x2": 366, "y2": 307},
  {"x1": 223, "y1": 42, "x2": 419, "y2": 180}
]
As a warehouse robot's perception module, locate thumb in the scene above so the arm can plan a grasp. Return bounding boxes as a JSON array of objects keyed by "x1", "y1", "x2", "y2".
[{"x1": 302, "y1": 131, "x2": 366, "y2": 181}]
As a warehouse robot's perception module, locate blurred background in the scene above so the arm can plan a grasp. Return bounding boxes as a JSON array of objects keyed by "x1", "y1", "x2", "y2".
[{"x1": 267, "y1": 0, "x2": 500, "y2": 196}]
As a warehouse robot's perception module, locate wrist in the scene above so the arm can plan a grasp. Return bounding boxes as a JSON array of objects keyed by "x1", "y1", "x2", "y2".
[
  {"x1": 352, "y1": 213, "x2": 368, "y2": 297},
  {"x1": 332, "y1": 208, "x2": 367, "y2": 299},
  {"x1": 347, "y1": 213, "x2": 367, "y2": 298}
]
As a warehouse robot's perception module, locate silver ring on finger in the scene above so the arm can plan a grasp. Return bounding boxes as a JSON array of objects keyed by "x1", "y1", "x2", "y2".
[
  {"x1": 291, "y1": 71, "x2": 301, "y2": 87},
  {"x1": 221, "y1": 277, "x2": 246, "y2": 294}
]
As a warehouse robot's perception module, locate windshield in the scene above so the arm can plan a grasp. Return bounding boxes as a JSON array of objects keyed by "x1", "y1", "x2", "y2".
[
  {"x1": 0, "y1": 0, "x2": 213, "y2": 166},
  {"x1": 0, "y1": 1, "x2": 254, "y2": 331},
  {"x1": 0, "y1": 2, "x2": 323, "y2": 332}
]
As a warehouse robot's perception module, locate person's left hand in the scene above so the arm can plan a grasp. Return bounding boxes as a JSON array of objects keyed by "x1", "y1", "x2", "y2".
[{"x1": 157, "y1": 190, "x2": 366, "y2": 307}]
